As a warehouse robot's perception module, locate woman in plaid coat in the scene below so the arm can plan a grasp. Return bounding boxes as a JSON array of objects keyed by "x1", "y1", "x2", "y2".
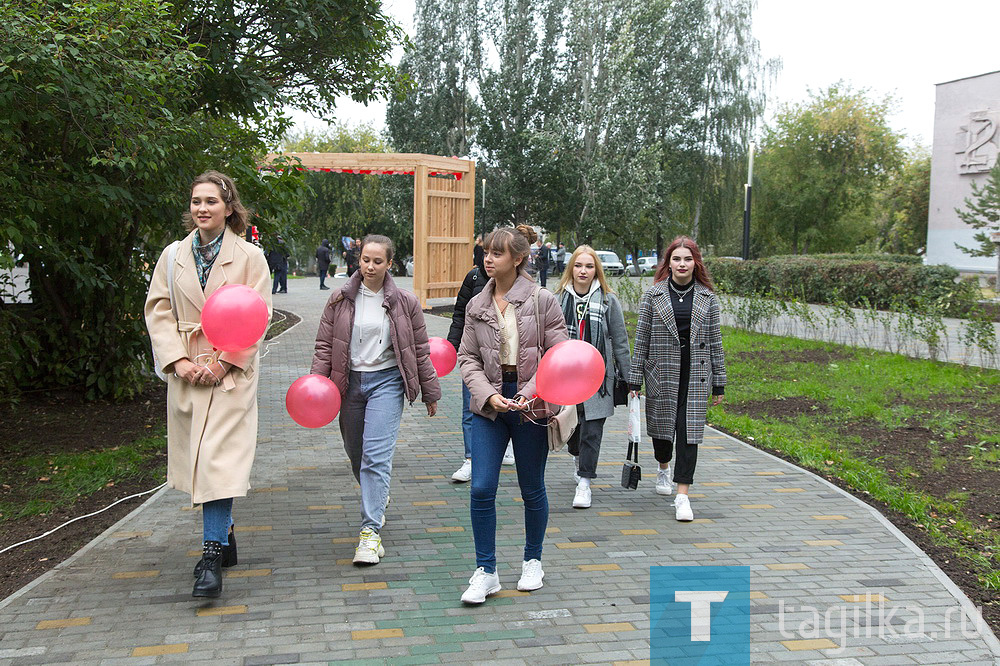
[{"x1": 627, "y1": 236, "x2": 726, "y2": 521}]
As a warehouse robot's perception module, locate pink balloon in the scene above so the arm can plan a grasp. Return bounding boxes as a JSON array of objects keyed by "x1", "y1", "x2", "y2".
[
  {"x1": 535, "y1": 339, "x2": 605, "y2": 406},
  {"x1": 201, "y1": 284, "x2": 269, "y2": 352},
  {"x1": 428, "y1": 336, "x2": 457, "y2": 376},
  {"x1": 286, "y1": 374, "x2": 342, "y2": 428}
]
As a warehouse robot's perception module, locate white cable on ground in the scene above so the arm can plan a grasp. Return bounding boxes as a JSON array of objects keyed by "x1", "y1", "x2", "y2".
[{"x1": 0, "y1": 482, "x2": 167, "y2": 556}]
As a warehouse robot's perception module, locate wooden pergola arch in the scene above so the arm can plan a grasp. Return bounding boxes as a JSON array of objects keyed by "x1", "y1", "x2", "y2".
[{"x1": 265, "y1": 152, "x2": 476, "y2": 308}]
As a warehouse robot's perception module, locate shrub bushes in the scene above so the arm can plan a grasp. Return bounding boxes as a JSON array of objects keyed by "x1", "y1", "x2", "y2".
[
  {"x1": 764, "y1": 253, "x2": 922, "y2": 265},
  {"x1": 706, "y1": 255, "x2": 979, "y2": 315}
]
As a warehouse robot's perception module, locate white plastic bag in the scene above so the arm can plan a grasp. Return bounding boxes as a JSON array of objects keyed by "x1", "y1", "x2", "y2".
[{"x1": 627, "y1": 394, "x2": 642, "y2": 443}]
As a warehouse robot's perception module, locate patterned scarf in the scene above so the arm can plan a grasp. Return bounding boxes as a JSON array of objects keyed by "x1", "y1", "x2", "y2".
[
  {"x1": 560, "y1": 281, "x2": 608, "y2": 369},
  {"x1": 192, "y1": 228, "x2": 225, "y2": 289}
]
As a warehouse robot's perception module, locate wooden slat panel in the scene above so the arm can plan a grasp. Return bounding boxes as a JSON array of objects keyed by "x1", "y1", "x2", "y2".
[
  {"x1": 426, "y1": 190, "x2": 470, "y2": 199},
  {"x1": 263, "y1": 152, "x2": 473, "y2": 174},
  {"x1": 426, "y1": 281, "x2": 463, "y2": 289},
  {"x1": 426, "y1": 236, "x2": 470, "y2": 244}
]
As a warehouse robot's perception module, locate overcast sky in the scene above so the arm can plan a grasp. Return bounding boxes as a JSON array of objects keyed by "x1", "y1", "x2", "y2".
[{"x1": 291, "y1": 0, "x2": 1000, "y2": 150}]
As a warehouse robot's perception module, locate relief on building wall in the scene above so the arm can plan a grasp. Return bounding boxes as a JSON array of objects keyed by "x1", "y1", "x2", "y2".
[{"x1": 955, "y1": 110, "x2": 999, "y2": 174}]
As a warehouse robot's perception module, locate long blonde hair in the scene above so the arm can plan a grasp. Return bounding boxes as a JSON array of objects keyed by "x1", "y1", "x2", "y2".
[{"x1": 555, "y1": 245, "x2": 613, "y2": 295}]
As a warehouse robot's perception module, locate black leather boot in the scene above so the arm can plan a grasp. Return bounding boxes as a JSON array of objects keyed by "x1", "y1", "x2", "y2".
[
  {"x1": 192, "y1": 541, "x2": 223, "y2": 598},
  {"x1": 193, "y1": 528, "x2": 237, "y2": 577}
]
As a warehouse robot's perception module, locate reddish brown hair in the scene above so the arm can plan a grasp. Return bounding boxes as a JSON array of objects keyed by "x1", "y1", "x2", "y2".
[{"x1": 653, "y1": 236, "x2": 715, "y2": 291}]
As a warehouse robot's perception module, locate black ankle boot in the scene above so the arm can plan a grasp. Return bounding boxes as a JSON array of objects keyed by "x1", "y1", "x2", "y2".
[
  {"x1": 193, "y1": 528, "x2": 237, "y2": 577},
  {"x1": 192, "y1": 541, "x2": 223, "y2": 598}
]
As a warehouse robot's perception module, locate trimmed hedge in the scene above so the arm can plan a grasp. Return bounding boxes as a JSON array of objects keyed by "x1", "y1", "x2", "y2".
[
  {"x1": 706, "y1": 256, "x2": 978, "y2": 315},
  {"x1": 764, "y1": 253, "x2": 922, "y2": 265}
]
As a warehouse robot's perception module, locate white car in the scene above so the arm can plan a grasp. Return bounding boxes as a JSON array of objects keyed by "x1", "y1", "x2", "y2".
[
  {"x1": 627, "y1": 256, "x2": 658, "y2": 276},
  {"x1": 596, "y1": 251, "x2": 625, "y2": 276},
  {"x1": 405, "y1": 257, "x2": 414, "y2": 277}
]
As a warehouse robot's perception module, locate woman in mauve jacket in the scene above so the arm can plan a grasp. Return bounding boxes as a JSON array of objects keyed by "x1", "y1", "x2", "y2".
[
  {"x1": 457, "y1": 225, "x2": 569, "y2": 605},
  {"x1": 311, "y1": 234, "x2": 440, "y2": 566}
]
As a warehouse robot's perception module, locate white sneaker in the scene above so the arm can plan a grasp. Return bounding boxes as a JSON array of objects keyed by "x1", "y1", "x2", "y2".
[
  {"x1": 352, "y1": 527, "x2": 385, "y2": 564},
  {"x1": 452, "y1": 459, "x2": 472, "y2": 482},
  {"x1": 573, "y1": 484, "x2": 592, "y2": 509},
  {"x1": 461, "y1": 567, "x2": 501, "y2": 604},
  {"x1": 502, "y1": 444, "x2": 515, "y2": 466},
  {"x1": 517, "y1": 559, "x2": 544, "y2": 591},
  {"x1": 655, "y1": 466, "x2": 673, "y2": 496},
  {"x1": 674, "y1": 494, "x2": 694, "y2": 522}
]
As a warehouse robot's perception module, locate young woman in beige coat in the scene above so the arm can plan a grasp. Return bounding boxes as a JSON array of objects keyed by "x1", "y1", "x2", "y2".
[{"x1": 145, "y1": 171, "x2": 271, "y2": 599}]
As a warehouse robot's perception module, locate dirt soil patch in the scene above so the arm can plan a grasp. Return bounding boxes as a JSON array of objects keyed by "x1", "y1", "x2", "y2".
[
  {"x1": 726, "y1": 396, "x2": 831, "y2": 419},
  {"x1": 731, "y1": 349, "x2": 854, "y2": 365}
]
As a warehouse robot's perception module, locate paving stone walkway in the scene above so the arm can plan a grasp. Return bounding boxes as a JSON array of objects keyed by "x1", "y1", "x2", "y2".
[{"x1": 1, "y1": 276, "x2": 998, "y2": 665}]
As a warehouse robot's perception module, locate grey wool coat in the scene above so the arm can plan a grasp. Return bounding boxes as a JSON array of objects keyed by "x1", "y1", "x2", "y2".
[
  {"x1": 627, "y1": 280, "x2": 726, "y2": 445},
  {"x1": 559, "y1": 289, "x2": 631, "y2": 421}
]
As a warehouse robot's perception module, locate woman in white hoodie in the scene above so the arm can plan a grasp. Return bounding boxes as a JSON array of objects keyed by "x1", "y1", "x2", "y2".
[{"x1": 554, "y1": 246, "x2": 631, "y2": 509}]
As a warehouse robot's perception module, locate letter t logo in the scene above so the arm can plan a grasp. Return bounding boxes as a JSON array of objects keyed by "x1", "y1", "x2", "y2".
[{"x1": 675, "y1": 591, "x2": 729, "y2": 641}]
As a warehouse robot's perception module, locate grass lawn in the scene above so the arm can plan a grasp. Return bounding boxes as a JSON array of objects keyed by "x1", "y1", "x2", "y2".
[{"x1": 622, "y1": 310, "x2": 999, "y2": 624}]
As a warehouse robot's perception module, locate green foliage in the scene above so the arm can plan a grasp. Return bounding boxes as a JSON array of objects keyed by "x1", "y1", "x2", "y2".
[
  {"x1": 764, "y1": 253, "x2": 922, "y2": 264},
  {"x1": 875, "y1": 148, "x2": 931, "y2": 255},
  {"x1": 0, "y1": 0, "x2": 400, "y2": 403},
  {"x1": 707, "y1": 256, "x2": 979, "y2": 315},
  {"x1": 754, "y1": 83, "x2": 905, "y2": 255},
  {"x1": 955, "y1": 159, "x2": 1000, "y2": 258}
]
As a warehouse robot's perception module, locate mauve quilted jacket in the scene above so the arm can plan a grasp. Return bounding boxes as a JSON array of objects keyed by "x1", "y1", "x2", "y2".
[{"x1": 310, "y1": 272, "x2": 441, "y2": 404}]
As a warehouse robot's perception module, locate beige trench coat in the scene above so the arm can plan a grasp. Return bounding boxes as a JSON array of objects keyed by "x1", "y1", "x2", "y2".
[{"x1": 144, "y1": 229, "x2": 272, "y2": 504}]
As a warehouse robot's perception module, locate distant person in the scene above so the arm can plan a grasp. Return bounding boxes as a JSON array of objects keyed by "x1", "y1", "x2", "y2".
[
  {"x1": 344, "y1": 238, "x2": 360, "y2": 277},
  {"x1": 316, "y1": 239, "x2": 332, "y2": 290},
  {"x1": 267, "y1": 236, "x2": 289, "y2": 294},
  {"x1": 534, "y1": 239, "x2": 550, "y2": 288},
  {"x1": 628, "y1": 236, "x2": 726, "y2": 522},
  {"x1": 145, "y1": 170, "x2": 271, "y2": 599},
  {"x1": 555, "y1": 243, "x2": 566, "y2": 273},
  {"x1": 473, "y1": 234, "x2": 485, "y2": 273}
]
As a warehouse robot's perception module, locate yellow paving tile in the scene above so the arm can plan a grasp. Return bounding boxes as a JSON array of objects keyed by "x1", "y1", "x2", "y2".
[
  {"x1": 775, "y1": 488, "x2": 805, "y2": 493},
  {"x1": 187, "y1": 550, "x2": 202, "y2": 557},
  {"x1": 196, "y1": 605, "x2": 247, "y2": 617},
  {"x1": 766, "y1": 562, "x2": 809, "y2": 570},
  {"x1": 336, "y1": 558, "x2": 354, "y2": 565},
  {"x1": 414, "y1": 453, "x2": 445, "y2": 458},
  {"x1": 740, "y1": 504, "x2": 774, "y2": 509},
  {"x1": 307, "y1": 505, "x2": 343, "y2": 510},
  {"x1": 36, "y1": 617, "x2": 91, "y2": 630},
  {"x1": 413, "y1": 500, "x2": 447, "y2": 506},
  {"x1": 288, "y1": 466, "x2": 317, "y2": 470},
  {"x1": 113, "y1": 531, "x2": 152, "y2": 539},
  {"x1": 701, "y1": 446, "x2": 724, "y2": 449},
  {"x1": 781, "y1": 639, "x2": 838, "y2": 651},
  {"x1": 687, "y1": 493, "x2": 706, "y2": 498},
  {"x1": 702, "y1": 482, "x2": 731, "y2": 486},
  {"x1": 494, "y1": 589, "x2": 530, "y2": 598},
  {"x1": 343, "y1": 582, "x2": 388, "y2": 591},
  {"x1": 425, "y1": 526, "x2": 464, "y2": 533},
  {"x1": 226, "y1": 569, "x2": 271, "y2": 578},
  {"x1": 235, "y1": 525, "x2": 272, "y2": 532},
  {"x1": 690, "y1": 518, "x2": 715, "y2": 524},
  {"x1": 500, "y1": 469, "x2": 517, "y2": 474},
  {"x1": 584, "y1": 622, "x2": 636, "y2": 633},
  {"x1": 694, "y1": 542, "x2": 733, "y2": 549},
  {"x1": 252, "y1": 487, "x2": 288, "y2": 493},
  {"x1": 414, "y1": 475, "x2": 445, "y2": 479},
  {"x1": 131, "y1": 644, "x2": 189, "y2": 657},
  {"x1": 592, "y1": 484, "x2": 611, "y2": 489},
  {"x1": 545, "y1": 526, "x2": 561, "y2": 533},
  {"x1": 839, "y1": 594, "x2": 889, "y2": 603},
  {"x1": 805, "y1": 539, "x2": 844, "y2": 546},
  {"x1": 112, "y1": 570, "x2": 159, "y2": 579},
  {"x1": 180, "y1": 506, "x2": 201, "y2": 511},
  {"x1": 437, "y1": 431, "x2": 461, "y2": 435},
  {"x1": 352, "y1": 628, "x2": 404, "y2": 640},
  {"x1": 579, "y1": 563, "x2": 622, "y2": 571},
  {"x1": 747, "y1": 591, "x2": 768, "y2": 599},
  {"x1": 513, "y1": 497, "x2": 524, "y2": 502},
  {"x1": 811, "y1": 515, "x2": 848, "y2": 521},
  {"x1": 332, "y1": 537, "x2": 357, "y2": 544},
  {"x1": 754, "y1": 471, "x2": 785, "y2": 476},
  {"x1": 556, "y1": 541, "x2": 596, "y2": 549},
  {"x1": 714, "y1": 458, "x2": 738, "y2": 462},
  {"x1": 598, "y1": 511, "x2": 632, "y2": 516},
  {"x1": 614, "y1": 661, "x2": 649, "y2": 666},
  {"x1": 620, "y1": 529, "x2": 658, "y2": 535}
]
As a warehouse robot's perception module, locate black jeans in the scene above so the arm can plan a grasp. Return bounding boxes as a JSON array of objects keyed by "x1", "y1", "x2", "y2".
[
  {"x1": 567, "y1": 405, "x2": 606, "y2": 479},
  {"x1": 651, "y1": 336, "x2": 697, "y2": 484}
]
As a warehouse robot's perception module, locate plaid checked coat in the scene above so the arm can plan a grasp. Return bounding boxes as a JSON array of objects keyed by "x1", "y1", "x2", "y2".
[{"x1": 627, "y1": 280, "x2": 726, "y2": 444}]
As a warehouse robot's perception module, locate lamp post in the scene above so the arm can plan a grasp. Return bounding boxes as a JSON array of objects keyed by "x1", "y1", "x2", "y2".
[{"x1": 742, "y1": 142, "x2": 755, "y2": 261}]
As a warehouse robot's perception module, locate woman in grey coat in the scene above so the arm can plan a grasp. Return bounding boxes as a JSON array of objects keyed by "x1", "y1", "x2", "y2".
[
  {"x1": 628, "y1": 236, "x2": 726, "y2": 522},
  {"x1": 555, "y1": 245, "x2": 631, "y2": 509}
]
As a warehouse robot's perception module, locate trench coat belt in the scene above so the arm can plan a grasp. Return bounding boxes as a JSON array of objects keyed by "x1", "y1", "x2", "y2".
[{"x1": 175, "y1": 320, "x2": 237, "y2": 392}]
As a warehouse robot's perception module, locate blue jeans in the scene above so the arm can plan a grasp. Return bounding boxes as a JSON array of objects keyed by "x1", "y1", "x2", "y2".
[
  {"x1": 339, "y1": 367, "x2": 405, "y2": 531},
  {"x1": 469, "y1": 381, "x2": 549, "y2": 573},
  {"x1": 461, "y1": 382, "x2": 474, "y2": 459},
  {"x1": 202, "y1": 498, "x2": 233, "y2": 545},
  {"x1": 271, "y1": 267, "x2": 287, "y2": 293}
]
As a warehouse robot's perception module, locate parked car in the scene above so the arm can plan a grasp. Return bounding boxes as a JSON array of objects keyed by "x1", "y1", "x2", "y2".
[
  {"x1": 627, "y1": 256, "x2": 659, "y2": 276},
  {"x1": 405, "y1": 257, "x2": 414, "y2": 277},
  {"x1": 596, "y1": 251, "x2": 625, "y2": 276}
]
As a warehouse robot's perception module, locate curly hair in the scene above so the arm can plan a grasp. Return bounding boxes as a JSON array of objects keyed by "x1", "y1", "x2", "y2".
[{"x1": 182, "y1": 170, "x2": 250, "y2": 235}]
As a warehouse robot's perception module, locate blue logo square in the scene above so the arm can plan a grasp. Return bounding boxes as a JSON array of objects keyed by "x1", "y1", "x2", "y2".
[{"x1": 651, "y1": 566, "x2": 753, "y2": 665}]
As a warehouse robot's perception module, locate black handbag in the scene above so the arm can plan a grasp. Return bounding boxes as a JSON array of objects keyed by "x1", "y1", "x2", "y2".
[
  {"x1": 613, "y1": 378, "x2": 629, "y2": 406},
  {"x1": 621, "y1": 440, "x2": 641, "y2": 490}
]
